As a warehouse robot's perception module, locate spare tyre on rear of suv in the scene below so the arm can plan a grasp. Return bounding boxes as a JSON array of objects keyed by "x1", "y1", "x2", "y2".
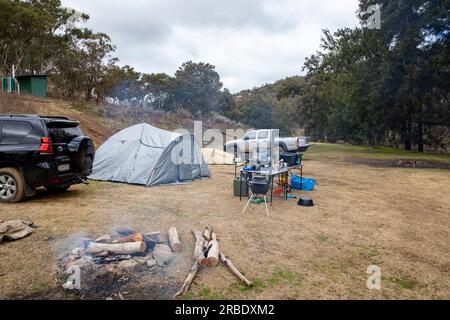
[{"x1": 68, "y1": 136, "x2": 95, "y2": 176}]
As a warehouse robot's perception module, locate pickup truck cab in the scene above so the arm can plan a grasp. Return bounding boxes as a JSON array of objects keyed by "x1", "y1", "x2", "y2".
[{"x1": 224, "y1": 129, "x2": 309, "y2": 155}]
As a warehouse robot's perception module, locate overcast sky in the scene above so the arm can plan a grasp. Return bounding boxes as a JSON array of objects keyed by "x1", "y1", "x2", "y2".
[{"x1": 61, "y1": 0, "x2": 360, "y2": 92}]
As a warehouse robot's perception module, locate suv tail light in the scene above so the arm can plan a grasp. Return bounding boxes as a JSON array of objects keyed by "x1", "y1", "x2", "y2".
[{"x1": 40, "y1": 137, "x2": 54, "y2": 154}]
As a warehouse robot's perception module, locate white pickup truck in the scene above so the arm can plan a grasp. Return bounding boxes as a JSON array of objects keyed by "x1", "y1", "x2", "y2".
[{"x1": 224, "y1": 129, "x2": 309, "y2": 154}]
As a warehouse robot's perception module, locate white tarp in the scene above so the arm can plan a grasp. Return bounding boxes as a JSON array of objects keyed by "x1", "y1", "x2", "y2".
[
  {"x1": 89, "y1": 123, "x2": 210, "y2": 186},
  {"x1": 202, "y1": 148, "x2": 238, "y2": 165}
]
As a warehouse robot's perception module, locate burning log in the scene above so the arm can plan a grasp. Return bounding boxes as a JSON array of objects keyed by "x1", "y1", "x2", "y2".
[
  {"x1": 192, "y1": 231, "x2": 208, "y2": 266},
  {"x1": 168, "y1": 227, "x2": 182, "y2": 252},
  {"x1": 86, "y1": 241, "x2": 147, "y2": 256},
  {"x1": 173, "y1": 261, "x2": 200, "y2": 299},
  {"x1": 207, "y1": 233, "x2": 219, "y2": 267},
  {"x1": 219, "y1": 253, "x2": 252, "y2": 287},
  {"x1": 113, "y1": 233, "x2": 143, "y2": 244}
]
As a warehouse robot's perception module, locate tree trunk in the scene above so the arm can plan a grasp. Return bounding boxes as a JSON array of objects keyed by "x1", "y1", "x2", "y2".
[
  {"x1": 417, "y1": 117, "x2": 424, "y2": 153},
  {"x1": 86, "y1": 241, "x2": 147, "y2": 255},
  {"x1": 404, "y1": 118, "x2": 412, "y2": 151}
]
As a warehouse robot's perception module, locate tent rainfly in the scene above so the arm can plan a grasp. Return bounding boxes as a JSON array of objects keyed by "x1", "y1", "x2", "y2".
[{"x1": 89, "y1": 124, "x2": 210, "y2": 186}]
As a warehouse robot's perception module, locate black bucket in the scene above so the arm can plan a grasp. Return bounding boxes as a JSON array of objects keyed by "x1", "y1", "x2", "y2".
[{"x1": 298, "y1": 197, "x2": 314, "y2": 207}]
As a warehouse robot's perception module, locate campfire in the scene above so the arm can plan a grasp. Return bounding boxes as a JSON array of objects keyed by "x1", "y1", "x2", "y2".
[
  {"x1": 59, "y1": 227, "x2": 182, "y2": 299},
  {"x1": 59, "y1": 224, "x2": 251, "y2": 300}
]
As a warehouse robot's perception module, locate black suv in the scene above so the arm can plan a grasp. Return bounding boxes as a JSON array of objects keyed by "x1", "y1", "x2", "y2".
[{"x1": 0, "y1": 115, "x2": 95, "y2": 203}]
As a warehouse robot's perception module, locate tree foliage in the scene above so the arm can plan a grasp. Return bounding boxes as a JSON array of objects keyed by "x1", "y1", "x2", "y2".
[{"x1": 300, "y1": 0, "x2": 449, "y2": 151}]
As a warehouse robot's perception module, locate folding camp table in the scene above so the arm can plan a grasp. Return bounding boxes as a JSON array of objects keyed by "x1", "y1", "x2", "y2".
[{"x1": 239, "y1": 164, "x2": 303, "y2": 203}]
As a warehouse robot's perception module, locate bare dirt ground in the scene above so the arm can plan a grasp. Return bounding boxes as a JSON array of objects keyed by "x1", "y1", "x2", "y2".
[{"x1": 1, "y1": 144, "x2": 449, "y2": 300}]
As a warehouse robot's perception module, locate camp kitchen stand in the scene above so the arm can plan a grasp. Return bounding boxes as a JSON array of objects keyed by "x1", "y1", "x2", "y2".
[{"x1": 239, "y1": 164, "x2": 303, "y2": 203}]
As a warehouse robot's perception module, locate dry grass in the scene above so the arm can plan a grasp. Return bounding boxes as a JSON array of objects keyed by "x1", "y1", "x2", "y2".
[{"x1": 0, "y1": 144, "x2": 449, "y2": 300}]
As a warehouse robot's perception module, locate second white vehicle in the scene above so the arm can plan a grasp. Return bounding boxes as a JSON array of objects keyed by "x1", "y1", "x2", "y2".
[{"x1": 224, "y1": 129, "x2": 309, "y2": 155}]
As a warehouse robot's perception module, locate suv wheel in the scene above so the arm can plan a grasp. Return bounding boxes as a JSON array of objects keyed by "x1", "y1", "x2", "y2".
[{"x1": 0, "y1": 168, "x2": 26, "y2": 203}]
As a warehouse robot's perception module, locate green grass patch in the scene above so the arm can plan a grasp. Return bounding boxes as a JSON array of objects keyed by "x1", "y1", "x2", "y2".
[
  {"x1": 267, "y1": 270, "x2": 302, "y2": 286},
  {"x1": 31, "y1": 279, "x2": 50, "y2": 292},
  {"x1": 316, "y1": 235, "x2": 328, "y2": 243},
  {"x1": 391, "y1": 275, "x2": 416, "y2": 290},
  {"x1": 358, "y1": 246, "x2": 380, "y2": 258},
  {"x1": 306, "y1": 143, "x2": 450, "y2": 164},
  {"x1": 237, "y1": 277, "x2": 265, "y2": 293},
  {"x1": 195, "y1": 287, "x2": 225, "y2": 300},
  {"x1": 180, "y1": 293, "x2": 195, "y2": 300}
]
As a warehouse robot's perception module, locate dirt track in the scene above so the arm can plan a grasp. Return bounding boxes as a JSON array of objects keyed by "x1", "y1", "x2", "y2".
[{"x1": 1, "y1": 149, "x2": 449, "y2": 300}]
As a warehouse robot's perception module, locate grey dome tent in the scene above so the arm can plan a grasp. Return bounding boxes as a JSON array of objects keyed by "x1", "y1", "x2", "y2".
[{"x1": 89, "y1": 123, "x2": 210, "y2": 186}]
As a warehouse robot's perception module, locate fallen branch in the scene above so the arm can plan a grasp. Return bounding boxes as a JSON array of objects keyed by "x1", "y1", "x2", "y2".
[
  {"x1": 219, "y1": 252, "x2": 252, "y2": 287},
  {"x1": 173, "y1": 261, "x2": 200, "y2": 298}
]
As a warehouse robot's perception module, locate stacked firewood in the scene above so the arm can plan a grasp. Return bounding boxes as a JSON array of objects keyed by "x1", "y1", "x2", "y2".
[{"x1": 173, "y1": 224, "x2": 252, "y2": 298}]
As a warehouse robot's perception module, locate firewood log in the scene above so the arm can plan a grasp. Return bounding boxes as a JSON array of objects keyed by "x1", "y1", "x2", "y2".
[
  {"x1": 86, "y1": 241, "x2": 147, "y2": 255},
  {"x1": 168, "y1": 227, "x2": 182, "y2": 252},
  {"x1": 203, "y1": 224, "x2": 212, "y2": 245},
  {"x1": 219, "y1": 252, "x2": 252, "y2": 287},
  {"x1": 207, "y1": 233, "x2": 219, "y2": 267},
  {"x1": 192, "y1": 231, "x2": 208, "y2": 266}
]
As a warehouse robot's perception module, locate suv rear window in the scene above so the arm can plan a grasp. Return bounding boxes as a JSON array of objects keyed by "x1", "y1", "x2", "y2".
[
  {"x1": 0, "y1": 121, "x2": 33, "y2": 144},
  {"x1": 48, "y1": 126, "x2": 83, "y2": 143}
]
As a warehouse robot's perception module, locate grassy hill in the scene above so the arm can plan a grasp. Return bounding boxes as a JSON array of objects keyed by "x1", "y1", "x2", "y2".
[{"x1": 0, "y1": 93, "x2": 247, "y2": 147}]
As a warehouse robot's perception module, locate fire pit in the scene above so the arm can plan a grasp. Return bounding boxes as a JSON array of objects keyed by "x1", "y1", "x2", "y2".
[{"x1": 59, "y1": 227, "x2": 182, "y2": 299}]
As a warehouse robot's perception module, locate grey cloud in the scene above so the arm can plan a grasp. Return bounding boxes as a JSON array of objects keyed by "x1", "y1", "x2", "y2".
[{"x1": 61, "y1": 0, "x2": 359, "y2": 92}]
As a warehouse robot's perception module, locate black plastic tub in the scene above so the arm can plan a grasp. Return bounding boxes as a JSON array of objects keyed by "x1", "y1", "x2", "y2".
[
  {"x1": 298, "y1": 197, "x2": 314, "y2": 207},
  {"x1": 280, "y1": 152, "x2": 301, "y2": 166}
]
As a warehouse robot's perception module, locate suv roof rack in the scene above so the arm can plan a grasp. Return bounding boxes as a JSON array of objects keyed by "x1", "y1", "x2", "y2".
[
  {"x1": 0, "y1": 114, "x2": 40, "y2": 118},
  {"x1": 39, "y1": 115, "x2": 70, "y2": 120}
]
